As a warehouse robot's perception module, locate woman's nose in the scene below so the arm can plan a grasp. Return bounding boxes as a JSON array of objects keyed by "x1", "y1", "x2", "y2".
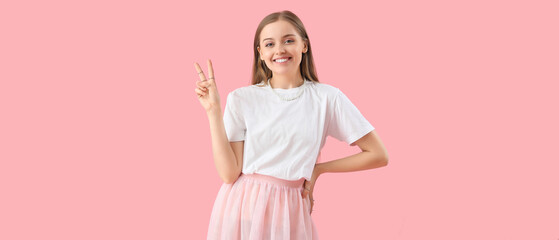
[{"x1": 275, "y1": 45, "x2": 286, "y2": 54}]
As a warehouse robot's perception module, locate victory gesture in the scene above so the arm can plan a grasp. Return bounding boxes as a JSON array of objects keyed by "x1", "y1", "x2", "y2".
[{"x1": 194, "y1": 59, "x2": 220, "y2": 112}]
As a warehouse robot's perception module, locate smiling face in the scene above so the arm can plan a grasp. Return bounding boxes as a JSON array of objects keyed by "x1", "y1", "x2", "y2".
[{"x1": 257, "y1": 20, "x2": 308, "y2": 77}]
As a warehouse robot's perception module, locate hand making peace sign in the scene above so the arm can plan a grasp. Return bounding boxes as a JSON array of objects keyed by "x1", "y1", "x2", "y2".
[{"x1": 194, "y1": 59, "x2": 221, "y2": 112}]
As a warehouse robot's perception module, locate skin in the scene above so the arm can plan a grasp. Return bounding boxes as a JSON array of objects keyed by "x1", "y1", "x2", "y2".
[
  {"x1": 194, "y1": 20, "x2": 389, "y2": 215},
  {"x1": 194, "y1": 60, "x2": 243, "y2": 188},
  {"x1": 257, "y1": 20, "x2": 307, "y2": 89}
]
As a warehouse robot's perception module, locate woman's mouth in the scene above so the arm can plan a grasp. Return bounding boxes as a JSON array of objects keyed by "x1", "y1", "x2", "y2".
[{"x1": 273, "y1": 57, "x2": 292, "y2": 64}]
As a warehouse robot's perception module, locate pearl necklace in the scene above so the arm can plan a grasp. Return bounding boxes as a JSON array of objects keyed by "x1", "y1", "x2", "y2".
[{"x1": 268, "y1": 79, "x2": 306, "y2": 101}]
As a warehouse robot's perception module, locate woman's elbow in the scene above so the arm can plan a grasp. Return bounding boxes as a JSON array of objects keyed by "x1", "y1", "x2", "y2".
[
  {"x1": 372, "y1": 153, "x2": 389, "y2": 167},
  {"x1": 381, "y1": 156, "x2": 389, "y2": 166},
  {"x1": 222, "y1": 172, "x2": 241, "y2": 184},
  {"x1": 379, "y1": 151, "x2": 389, "y2": 166}
]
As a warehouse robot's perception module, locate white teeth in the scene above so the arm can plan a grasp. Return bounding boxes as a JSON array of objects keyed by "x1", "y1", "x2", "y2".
[{"x1": 274, "y1": 58, "x2": 289, "y2": 63}]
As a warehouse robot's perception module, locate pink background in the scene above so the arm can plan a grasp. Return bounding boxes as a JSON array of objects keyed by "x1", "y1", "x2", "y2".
[{"x1": 1, "y1": 0, "x2": 558, "y2": 239}]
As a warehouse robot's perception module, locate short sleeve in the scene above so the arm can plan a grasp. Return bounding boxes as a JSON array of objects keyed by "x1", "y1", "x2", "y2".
[
  {"x1": 327, "y1": 89, "x2": 375, "y2": 145},
  {"x1": 223, "y1": 92, "x2": 246, "y2": 142}
]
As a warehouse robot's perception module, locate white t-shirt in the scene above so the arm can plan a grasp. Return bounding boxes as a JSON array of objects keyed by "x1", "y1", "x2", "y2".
[{"x1": 223, "y1": 79, "x2": 375, "y2": 181}]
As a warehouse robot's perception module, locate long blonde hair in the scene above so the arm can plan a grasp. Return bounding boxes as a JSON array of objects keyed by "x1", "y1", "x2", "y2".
[{"x1": 251, "y1": 10, "x2": 319, "y2": 85}]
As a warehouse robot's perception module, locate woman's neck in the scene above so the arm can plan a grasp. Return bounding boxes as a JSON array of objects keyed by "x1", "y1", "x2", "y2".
[{"x1": 269, "y1": 72, "x2": 305, "y2": 89}]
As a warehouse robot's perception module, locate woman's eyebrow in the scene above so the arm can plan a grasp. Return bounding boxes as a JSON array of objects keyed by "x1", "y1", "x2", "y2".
[{"x1": 262, "y1": 34, "x2": 296, "y2": 42}]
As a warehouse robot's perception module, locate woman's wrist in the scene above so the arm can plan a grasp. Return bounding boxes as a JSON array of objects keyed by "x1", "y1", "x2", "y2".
[
  {"x1": 206, "y1": 105, "x2": 222, "y2": 117},
  {"x1": 315, "y1": 163, "x2": 326, "y2": 175}
]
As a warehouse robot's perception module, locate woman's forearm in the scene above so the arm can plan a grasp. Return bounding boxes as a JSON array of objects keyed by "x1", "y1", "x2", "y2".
[
  {"x1": 316, "y1": 150, "x2": 388, "y2": 175},
  {"x1": 206, "y1": 108, "x2": 240, "y2": 183}
]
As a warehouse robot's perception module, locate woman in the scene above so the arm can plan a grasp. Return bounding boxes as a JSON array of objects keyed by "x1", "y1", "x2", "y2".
[{"x1": 195, "y1": 10, "x2": 389, "y2": 240}]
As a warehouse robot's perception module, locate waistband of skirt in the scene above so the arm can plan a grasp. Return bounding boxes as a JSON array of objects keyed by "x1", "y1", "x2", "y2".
[{"x1": 238, "y1": 173, "x2": 305, "y2": 188}]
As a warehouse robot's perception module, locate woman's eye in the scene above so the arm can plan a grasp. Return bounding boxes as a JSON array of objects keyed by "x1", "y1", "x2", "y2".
[{"x1": 265, "y1": 40, "x2": 293, "y2": 47}]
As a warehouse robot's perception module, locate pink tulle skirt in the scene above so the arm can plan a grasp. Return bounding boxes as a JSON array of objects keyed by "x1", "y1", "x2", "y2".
[{"x1": 207, "y1": 173, "x2": 319, "y2": 240}]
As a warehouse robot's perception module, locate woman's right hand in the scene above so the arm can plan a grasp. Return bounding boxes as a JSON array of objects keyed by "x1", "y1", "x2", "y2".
[{"x1": 194, "y1": 59, "x2": 221, "y2": 113}]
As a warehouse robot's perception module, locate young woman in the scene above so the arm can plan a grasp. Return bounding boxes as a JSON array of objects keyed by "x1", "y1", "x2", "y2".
[{"x1": 194, "y1": 10, "x2": 389, "y2": 240}]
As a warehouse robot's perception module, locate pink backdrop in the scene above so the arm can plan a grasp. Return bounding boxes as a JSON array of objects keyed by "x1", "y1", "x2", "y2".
[{"x1": 1, "y1": 0, "x2": 558, "y2": 239}]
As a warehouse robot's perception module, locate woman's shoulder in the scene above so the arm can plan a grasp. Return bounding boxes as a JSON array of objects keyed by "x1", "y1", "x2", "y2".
[
  {"x1": 227, "y1": 82, "x2": 268, "y2": 99},
  {"x1": 309, "y1": 81, "x2": 342, "y2": 96}
]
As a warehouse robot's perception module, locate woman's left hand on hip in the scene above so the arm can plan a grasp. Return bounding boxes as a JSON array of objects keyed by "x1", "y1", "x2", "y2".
[{"x1": 302, "y1": 163, "x2": 322, "y2": 215}]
